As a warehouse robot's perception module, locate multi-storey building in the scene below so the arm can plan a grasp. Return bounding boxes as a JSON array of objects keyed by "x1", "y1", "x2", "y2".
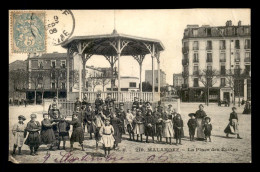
[
  {"x1": 145, "y1": 69, "x2": 167, "y2": 89},
  {"x1": 181, "y1": 20, "x2": 251, "y2": 103},
  {"x1": 173, "y1": 73, "x2": 184, "y2": 89},
  {"x1": 27, "y1": 52, "x2": 68, "y2": 100}
]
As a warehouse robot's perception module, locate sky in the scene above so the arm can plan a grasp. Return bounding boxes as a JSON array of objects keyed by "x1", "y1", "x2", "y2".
[{"x1": 9, "y1": 9, "x2": 250, "y2": 84}]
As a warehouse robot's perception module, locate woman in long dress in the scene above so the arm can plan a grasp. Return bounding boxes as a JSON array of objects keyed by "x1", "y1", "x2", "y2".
[
  {"x1": 40, "y1": 113, "x2": 56, "y2": 154},
  {"x1": 195, "y1": 104, "x2": 207, "y2": 140},
  {"x1": 66, "y1": 113, "x2": 85, "y2": 151}
]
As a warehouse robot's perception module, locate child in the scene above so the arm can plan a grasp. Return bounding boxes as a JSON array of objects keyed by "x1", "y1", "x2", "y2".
[
  {"x1": 125, "y1": 109, "x2": 135, "y2": 141},
  {"x1": 133, "y1": 110, "x2": 145, "y2": 142},
  {"x1": 94, "y1": 110, "x2": 105, "y2": 149},
  {"x1": 58, "y1": 115, "x2": 70, "y2": 150},
  {"x1": 162, "y1": 114, "x2": 174, "y2": 144},
  {"x1": 12, "y1": 115, "x2": 26, "y2": 156},
  {"x1": 40, "y1": 113, "x2": 57, "y2": 154},
  {"x1": 110, "y1": 113, "x2": 123, "y2": 150},
  {"x1": 51, "y1": 111, "x2": 60, "y2": 148},
  {"x1": 24, "y1": 114, "x2": 41, "y2": 156},
  {"x1": 174, "y1": 114, "x2": 183, "y2": 145},
  {"x1": 144, "y1": 110, "x2": 156, "y2": 143},
  {"x1": 99, "y1": 118, "x2": 115, "y2": 157},
  {"x1": 85, "y1": 105, "x2": 96, "y2": 139},
  {"x1": 187, "y1": 113, "x2": 197, "y2": 141},
  {"x1": 66, "y1": 113, "x2": 85, "y2": 151},
  {"x1": 203, "y1": 117, "x2": 212, "y2": 142}
]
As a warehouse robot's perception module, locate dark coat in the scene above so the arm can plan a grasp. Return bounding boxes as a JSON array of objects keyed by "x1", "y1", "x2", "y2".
[
  {"x1": 174, "y1": 119, "x2": 184, "y2": 139},
  {"x1": 132, "y1": 101, "x2": 140, "y2": 109},
  {"x1": 85, "y1": 110, "x2": 96, "y2": 133},
  {"x1": 144, "y1": 115, "x2": 156, "y2": 136},
  {"x1": 58, "y1": 119, "x2": 70, "y2": 139},
  {"x1": 195, "y1": 110, "x2": 207, "y2": 119},
  {"x1": 229, "y1": 112, "x2": 238, "y2": 122},
  {"x1": 74, "y1": 101, "x2": 82, "y2": 111},
  {"x1": 187, "y1": 119, "x2": 197, "y2": 135},
  {"x1": 95, "y1": 98, "x2": 104, "y2": 109},
  {"x1": 24, "y1": 120, "x2": 41, "y2": 147},
  {"x1": 49, "y1": 109, "x2": 61, "y2": 119},
  {"x1": 203, "y1": 123, "x2": 212, "y2": 136},
  {"x1": 66, "y1": 119, "x2": 84, "y2": 143},
  {"x1": 40, "y1": 119, "x2": 56, "y2": 144},
  {"x1": 110, "y1": 116, "x2": 123, "y2": 144}
]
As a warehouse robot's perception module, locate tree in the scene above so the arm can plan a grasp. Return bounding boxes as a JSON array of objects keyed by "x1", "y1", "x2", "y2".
[
  {"x1": 30, "y1": 71, "x2": 41, "y2": 105},
  {"x1": 9, "y1": 69, "x2": 28, "y2": 106},
  {"x1": 37, "y1": 70, "x2": 50, "y2": 107},
  {"x1": 195, "y1": 69, "x2": 219, "y2": 106},
  {"x1": 142, "y1": 81, "x2": 152, "y2": 92},
  {"x1": 50, "y1": 68, "x2": 66, "y2": 100},
  {"x1": 225, "y1": 68, "x2": 249, "y2": 106},
  {"x1": 100, "y1": 77, "x2": 110, "y2": 92}
]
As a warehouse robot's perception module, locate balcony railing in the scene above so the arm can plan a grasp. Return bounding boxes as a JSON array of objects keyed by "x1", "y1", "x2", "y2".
[
  {"x1": 193, "y1": 71, "x2": 199, "y2": 75},
  {"x1": 220, "y1": 59, "x2": 226, "y2": 62},
  {"x1": 182, "y1": 58, "x2": 189, "y2": 66},
  {"x1": 182, "y1": 84, "x2": 188, "y2": 88},
  {"x1": 244, "y1": 57, "x2": 251, "y2": 62},
  {"x1": 235, "y1": 58, "x2": 240, "y2": 62},
  {"x1": 244, "y1": 45, "x2": 251, "y2": 49},
  {"x1": 206, "y1": 46, "x2": 212, "y2": 50},
  {"x1": 193, "y1": 59, "x2": 199, "y2": 63},
  {"x1": 193, "y1": 47, "x2": 199, "y2": 50},
  {"x1": 182, "y1": 47, "x2": 189, "y2": 54}
]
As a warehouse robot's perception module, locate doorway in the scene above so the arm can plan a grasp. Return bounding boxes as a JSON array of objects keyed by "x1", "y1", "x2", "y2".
[{"x1": 223, "y1": 92, "x2": 230, "y2": 102}]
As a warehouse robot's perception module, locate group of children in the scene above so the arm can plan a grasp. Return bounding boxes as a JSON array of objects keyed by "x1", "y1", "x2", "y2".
[{"x1": 12, "y1": 95, "x2": 215, "y2": 157}]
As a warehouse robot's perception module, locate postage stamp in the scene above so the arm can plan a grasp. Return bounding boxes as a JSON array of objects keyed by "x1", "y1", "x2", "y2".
[{"x1": 10, "y1": 11, "x2": 46, "y2": 53}]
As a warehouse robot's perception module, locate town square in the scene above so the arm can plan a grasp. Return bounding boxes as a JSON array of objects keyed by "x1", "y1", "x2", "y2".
[{"x1": 9, "y1": 9, "x2": 251, "y2": 163}]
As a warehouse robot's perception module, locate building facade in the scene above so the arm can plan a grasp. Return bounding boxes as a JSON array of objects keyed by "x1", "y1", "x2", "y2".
[
  {"x1": 27, "y1": 52, "x2": 68, "y2": 101},
  {"x1": 173, "y1": 73, "x2": 184, "y2": 89},
  {"x1": 181, "y1": 20, "x2": 251, "y2": 103},
  {"x1": 145, "y1": 69, "x2": 167, "y2": 88}
]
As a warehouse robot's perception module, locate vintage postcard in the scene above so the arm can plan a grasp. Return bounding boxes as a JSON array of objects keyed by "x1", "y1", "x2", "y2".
[{"x1": 9, "y1": 9, "x2": 251, "y2": 163}]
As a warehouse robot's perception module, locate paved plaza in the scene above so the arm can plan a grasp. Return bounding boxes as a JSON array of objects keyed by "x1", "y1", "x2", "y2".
[{"x1": 9, "y1": 103, "x2": 251, "y2": 163}]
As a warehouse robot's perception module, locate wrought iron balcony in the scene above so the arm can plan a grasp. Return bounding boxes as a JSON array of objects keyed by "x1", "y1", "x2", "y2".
[
  {"x1": 244, "y1": 57, "x2": 251, "y2": 62},
  {"x1": 182, "y1": 47, "x2": 189, "y2": 54},
  {"x1": 182, "y1": 84, "x2": 188, "y2": 88},
  {"x1": 182, "y1": 58, "x2": 189, "y2": 66},
  {"x1": 206, "y1": 46, "x2": 212, "y2": 50},
  {"x1": 220, "y1": 59, "x2": 226, "y2": 62}
]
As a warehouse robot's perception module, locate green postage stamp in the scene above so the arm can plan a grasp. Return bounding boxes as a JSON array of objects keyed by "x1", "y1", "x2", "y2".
[{"x1": 10, "y1": 11, "x2": 46, "y2": 53}]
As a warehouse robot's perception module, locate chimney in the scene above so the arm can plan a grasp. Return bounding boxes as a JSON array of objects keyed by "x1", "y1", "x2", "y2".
[
  {"x1": 238, "y1": 20, "x2": 242, "y2": 26},
  {"x1": 226, "y1": 20, "x2": 232, "y2": 26}
]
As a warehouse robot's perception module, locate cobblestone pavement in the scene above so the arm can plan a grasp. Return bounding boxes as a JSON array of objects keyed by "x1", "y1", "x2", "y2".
[{"x1": 9, "y1": 103, "x2": 251, "y2": 163}]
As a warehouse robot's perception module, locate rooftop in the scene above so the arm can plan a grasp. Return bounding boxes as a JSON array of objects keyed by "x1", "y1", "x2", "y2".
[
  {"x1": 61, "y1": 30, "x2": 164, "y2": 56},
  {"x1": 29, "y1": 52, "x2": 67, "y2": 59},
  {"x1": 183, "y1": 20, "x2": 251, "y2": 39}
]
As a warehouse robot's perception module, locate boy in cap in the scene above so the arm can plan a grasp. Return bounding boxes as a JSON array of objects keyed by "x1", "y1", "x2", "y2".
[
  {"x1": 187, "y1": 113, "x2": 197, "y2": 141},
  {"x1": 24, "y1": 114, "x2": 41, "y2": 156},
  {"x1": 57, "y1": 115, "x2": 70, "y2": 150},
  {"x1": 49, "y1": 103, "x2": 61, "y2": 119},
  {"x1": 12, "y1": 115, "x2": 26, "y2": 156},
  {"x1": 203, "y1": 117, "x2": 212, "y2": 142}
]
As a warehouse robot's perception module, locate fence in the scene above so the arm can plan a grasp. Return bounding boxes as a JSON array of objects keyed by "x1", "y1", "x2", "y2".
[
  {"x1": 58, "y1": 97, "x2": 181, "y2": 116},
  {"x1": 82, "y1": 91, "x2": 153, "y2": 103}
]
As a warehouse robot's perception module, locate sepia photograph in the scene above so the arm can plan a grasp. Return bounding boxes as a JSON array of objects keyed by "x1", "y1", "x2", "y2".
[{"x1": 8, "y1": 9, "x2": 251, "y2": 163}]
